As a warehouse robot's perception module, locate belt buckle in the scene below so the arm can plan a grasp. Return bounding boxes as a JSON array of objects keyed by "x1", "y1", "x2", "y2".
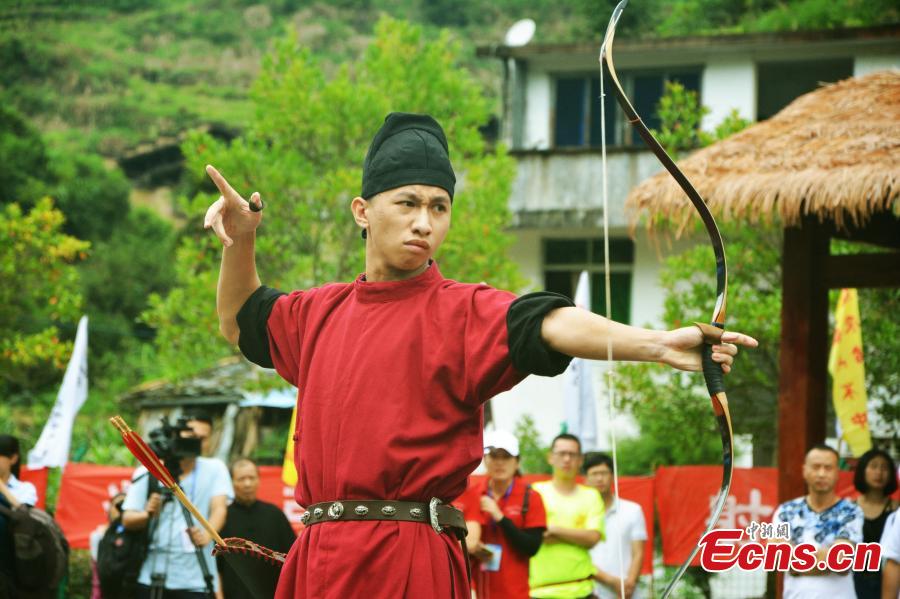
[{"x1": 428, "y1": 498, "x2": 443, "y2": 534}]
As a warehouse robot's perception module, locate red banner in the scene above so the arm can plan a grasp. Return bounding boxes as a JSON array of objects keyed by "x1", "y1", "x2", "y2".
[
  {"x1": 468, "y1": 474, "x2": 655, "y2": 575},
  {"x1": 19, "y1": 467, "x2": 49, "y2": 510},
  {"x1": 56, "y1": 464, "x2": 303, "y2": 549},
  {"x1": 655, "y1": 466, "x2": 898, "y2": 567},
  {"x1": 51, "y1": 463, "x2": 893, "y2": 561},
  {"x1": 656, "y1": 466, "x2": 778, "y2": 566}
]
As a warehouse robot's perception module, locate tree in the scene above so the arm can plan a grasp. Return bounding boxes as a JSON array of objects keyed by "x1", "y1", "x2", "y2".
[
  {"x1": 514, "y1": 414, "x2": 552, "y2": 475},
  {"x1": 49, "y1": 150, "x2": 131, "y2": 242},
  {"x1": 0, "y1": 107, "x2": 131, "y2": 243},
  {"x1": 0, "y1": 198, "x2": 89, "y2": 392},
  {"x1": 80, "y1": 207, "x2": 176, "y2": 353},
  {"x1": 144, "y1": 17, "x2": 525, "y2": 379},
  {"x1": 652, "y1": 81, "x2": 750, "y2": 158},
  {"x1": 0, "y1": 106, "x2": 52, "y2": 206}
]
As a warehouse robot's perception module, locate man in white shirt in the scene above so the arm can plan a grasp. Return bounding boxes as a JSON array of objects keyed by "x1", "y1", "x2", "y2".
[
  {"x1": 584, "y1": 453, "x2": 647, "y2": 599},
  {"x1": 882, "y1": 511, "x2": 900, "y2": 599},
  {"x1": 772, "y1": 444, "x2": 863, "y2": 599}
]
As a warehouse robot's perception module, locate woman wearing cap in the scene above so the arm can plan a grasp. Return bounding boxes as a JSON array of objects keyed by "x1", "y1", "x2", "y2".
[{"x1": 461, "y1": 430, "x2": 547, "y2": 599}]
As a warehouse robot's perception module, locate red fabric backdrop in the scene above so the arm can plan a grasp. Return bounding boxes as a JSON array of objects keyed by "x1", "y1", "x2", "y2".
[
  {"x1": 654, "y1": 466, "x2": 899, "y2": 566},
  {"x1": 54, "y1": 464, "x2": 302, "y2": 549},
  {"x1": 19, "y1": 467, "x2": 48, "y2": 510},
  {"x1": 656, "y1": 466, "x2": 778, "y2": 566},
  {"x1": 37, "y1": 463, "x2": 897, "y2": 562}
]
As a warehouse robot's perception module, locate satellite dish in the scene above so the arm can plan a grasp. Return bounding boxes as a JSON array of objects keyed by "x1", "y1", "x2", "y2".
[{"x1": 504, "y1": 19, "x2": 536, "y2": 47}]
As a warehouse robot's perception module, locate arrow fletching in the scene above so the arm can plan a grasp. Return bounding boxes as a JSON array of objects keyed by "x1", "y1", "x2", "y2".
[{"x1": 110, "y1": 415, "x2": 177, "y2": 489}]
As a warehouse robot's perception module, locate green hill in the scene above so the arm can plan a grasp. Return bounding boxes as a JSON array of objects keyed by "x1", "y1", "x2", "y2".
[{"x1": 3, "y1": 0, "x2": 896, "y2": 162}]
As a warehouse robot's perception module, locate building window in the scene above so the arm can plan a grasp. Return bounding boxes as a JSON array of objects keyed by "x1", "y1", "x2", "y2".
[
  {"x1": 543, "y1": 238, "x2": 634, "y2": 323},
  {"x1": 757, "y1": 59, "x2": 852, "y2": 121},
  {"x1": 553, "y1": 69, "x2": 701, "y2": 148}
]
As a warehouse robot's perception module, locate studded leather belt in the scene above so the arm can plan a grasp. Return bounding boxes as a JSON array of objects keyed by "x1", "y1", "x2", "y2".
[{"x1": 300, "y1": 498, "x2": 467, "y2": 537}]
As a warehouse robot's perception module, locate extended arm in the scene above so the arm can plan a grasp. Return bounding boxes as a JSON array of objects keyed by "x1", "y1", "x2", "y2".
[
  {"x1": 217, "y1": 235, "x2": 261, "y2": 344},
  {"x1": 204, "y1": 165, "x2": 264, "y2": 345},
  {"x1": 541, "y1": 307, "x2": 757, "y2": 373}
]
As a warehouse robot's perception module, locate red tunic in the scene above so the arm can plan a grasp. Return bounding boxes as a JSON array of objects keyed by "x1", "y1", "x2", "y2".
[
  {"x1": 458, "y1": 477, "x2": 547, "y2": 599},
  {"x1": 264, "y1": 263, "x2": 528, "y2": 598}
]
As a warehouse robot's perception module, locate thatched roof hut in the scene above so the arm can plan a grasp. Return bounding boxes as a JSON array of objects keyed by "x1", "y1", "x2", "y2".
[{"x1": 626, "y1": 70, "x2": 900, "y2": 233}]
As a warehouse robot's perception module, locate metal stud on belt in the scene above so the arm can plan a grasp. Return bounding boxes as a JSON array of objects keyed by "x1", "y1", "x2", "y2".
[
  {"x1": 429, "y1": 498, "x2": 443, "y2": 534},
  {"x1": 328, "y1": 502, "x2": 344, "y2": 519}
]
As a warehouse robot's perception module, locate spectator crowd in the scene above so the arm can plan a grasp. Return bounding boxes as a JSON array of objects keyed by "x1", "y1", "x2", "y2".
[{"x1": 1, "y1": 422, "x2": 899, "y2": 599}]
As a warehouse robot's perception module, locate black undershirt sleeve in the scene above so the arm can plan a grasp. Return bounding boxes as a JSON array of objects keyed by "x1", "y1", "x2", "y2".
[
  {"x1": 507, "y1": 291, "x2": 576, "y2": 376},
  {"x1": 235, "y1": 285, "x2": 286, "y2": 369},
  {"x1": 497, "y1": 518, "x2": 545, "y2": 557}
]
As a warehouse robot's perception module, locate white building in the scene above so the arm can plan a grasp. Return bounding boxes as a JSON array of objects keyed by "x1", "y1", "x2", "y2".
[{"x1": 477, "y1": 26, "x2": 900, "y2": 452}]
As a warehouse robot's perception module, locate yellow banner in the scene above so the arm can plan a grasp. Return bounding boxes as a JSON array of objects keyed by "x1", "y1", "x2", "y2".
[
  {"x1": 282, "y1": 405, "x2": 298, "y2": 486},
  {"x1": 827, "y1": 289, "x2": 871, "y2": 457}
]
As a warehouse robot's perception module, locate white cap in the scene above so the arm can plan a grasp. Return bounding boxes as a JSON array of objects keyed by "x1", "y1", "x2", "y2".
[{"x1": 483, "y1": 430, "x2": 520, "y2": 457}]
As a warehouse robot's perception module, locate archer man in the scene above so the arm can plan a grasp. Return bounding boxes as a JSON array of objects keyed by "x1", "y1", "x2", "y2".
[{"x1": 203, "y1": 112, "x2": 758, "y2": 598}]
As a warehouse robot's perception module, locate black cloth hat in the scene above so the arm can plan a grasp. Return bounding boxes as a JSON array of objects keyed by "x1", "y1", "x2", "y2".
[{"x1": 361, "y1": 112, "x2": 456, "y2": 200}]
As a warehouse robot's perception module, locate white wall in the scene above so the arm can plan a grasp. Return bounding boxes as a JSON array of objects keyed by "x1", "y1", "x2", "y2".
[
  {"x1": 507, "y1": 151, "x2": 663, "y2": 227},
  {"x1": 701, "y1": 58, "x2": 757, "y2": 130},
  {"x1": 523, "y1": 70, "x2": 551, "y2": 149},
  {"x1": 854, "y1": 56, "x2": 900, "y2": 76}
]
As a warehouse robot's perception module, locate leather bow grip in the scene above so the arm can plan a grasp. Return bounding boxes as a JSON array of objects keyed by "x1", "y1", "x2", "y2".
[{"x1": 694, "y1": 322, "x2": 726, "y2": 396}]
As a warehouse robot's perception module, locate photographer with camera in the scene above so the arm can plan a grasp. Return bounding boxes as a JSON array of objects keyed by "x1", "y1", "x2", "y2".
[{"x1": 121, "y1": 415, "x2": 233, "y2": 599}]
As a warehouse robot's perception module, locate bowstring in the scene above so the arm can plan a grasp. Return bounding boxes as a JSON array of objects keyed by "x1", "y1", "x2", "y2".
[{"x1": 599, "y1": 49, "x2": 626, "y2": 599}]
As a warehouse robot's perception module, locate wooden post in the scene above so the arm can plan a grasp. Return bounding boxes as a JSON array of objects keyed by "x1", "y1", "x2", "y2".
[{"x1": 777, "y1": 218, "x2": 830, "y2": 503}]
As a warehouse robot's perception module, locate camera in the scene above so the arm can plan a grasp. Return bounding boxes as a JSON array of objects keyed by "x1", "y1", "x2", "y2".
[{"x1": 148, "y1": 416, "x2": 202, "y2": 475}]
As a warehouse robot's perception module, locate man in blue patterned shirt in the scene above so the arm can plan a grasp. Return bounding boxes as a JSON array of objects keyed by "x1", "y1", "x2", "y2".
[{"x1": 773, "y1": 444, "x2": 863, "y2": 598}]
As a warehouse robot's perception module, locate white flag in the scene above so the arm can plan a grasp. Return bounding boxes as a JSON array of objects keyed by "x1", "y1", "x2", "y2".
[
  {"x1": 563, "y1": 272, "x2": 597, "y2": 451},
  {"x1": 28, "y1": 315, "x2": 89, "y2": 469}
]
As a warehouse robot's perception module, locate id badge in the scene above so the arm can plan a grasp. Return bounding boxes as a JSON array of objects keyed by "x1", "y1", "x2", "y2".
[{"x1": 480, "y1": 544, "x2": 502, "y2": 572}]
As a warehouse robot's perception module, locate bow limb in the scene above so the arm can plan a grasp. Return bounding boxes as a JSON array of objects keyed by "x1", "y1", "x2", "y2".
[
  {"x1": 599, "y1": 29, "x2": 626, "y2": 599},
  {"x1": 599, "y1": 2, "x2": 734, "y2": 596}
]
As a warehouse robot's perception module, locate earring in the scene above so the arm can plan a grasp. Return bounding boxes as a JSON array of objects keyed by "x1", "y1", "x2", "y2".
[{"x1": 361, "y1": 229, "x2": 367, "y2": 239}]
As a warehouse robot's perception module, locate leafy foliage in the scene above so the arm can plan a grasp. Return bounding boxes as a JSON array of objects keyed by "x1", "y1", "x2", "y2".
[
  {"x1": 1, "y1": 106, "x2": 131, "y2": 242},
  {"x1": 144, "y1": 17, "x2": 525, "y2": 379},
  {"x1": 652, "y1": 81, "x2": 751, "y2": 158},
  {"x1": 0, "y1": 106, "x2": 53, "y2": 206},
  {"x1": 80, "y1": 207, "x2": 177, "y2": 352},
  {"x1": 0, "y1": 199, "x2": 89, "y2": 391},
  {"x1": 48, "y1": 151, "x2": 131, "y2": 242},
  {"x1": 652, "y1": 82, "x2": 712, "y2": 157},
  {"x1": 514, "y1": 414, "x2": 552, "y2": 474},
  {"x1": 2, "y1": 0, "x2": 895, "y2": 162}
]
